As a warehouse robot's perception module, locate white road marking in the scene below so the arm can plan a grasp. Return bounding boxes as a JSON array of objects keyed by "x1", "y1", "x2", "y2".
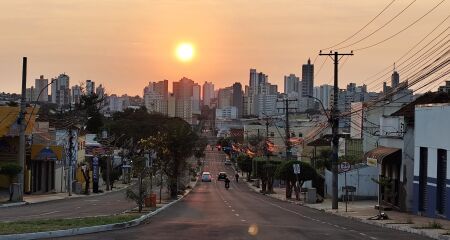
[
  {"x1": 235, "y1": 214, "x2": 240, "y2": 217},
  {"x1": 232, "y1": 209, "x2": 235, "y2": 212},
  {"x1": 27, "y1": 211, "x2": 61, "y2": 217},
  {"x1": 241, "y1": 219, "x2": 246, "y2": 222}
]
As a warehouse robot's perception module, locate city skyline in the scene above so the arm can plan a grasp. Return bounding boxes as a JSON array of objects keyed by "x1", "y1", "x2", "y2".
[{"x1": 1, "y1": 0, "x2": 448, "y2": 95}]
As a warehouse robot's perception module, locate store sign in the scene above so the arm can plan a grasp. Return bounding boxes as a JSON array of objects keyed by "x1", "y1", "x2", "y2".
[{"x1": 367, "y1": 157, "x2": 378, "y2": 167}]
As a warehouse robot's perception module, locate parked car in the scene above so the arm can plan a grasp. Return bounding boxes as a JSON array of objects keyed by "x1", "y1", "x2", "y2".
[
  {"x1": 201, "y1": 172, "x2": 212, "y2": 182},
  {"x1": 217, "y1": 172, "x2": 227, "y2": 181},
  {"x1": 224, "y1": 160, "x2": 232, "y2": 165}
]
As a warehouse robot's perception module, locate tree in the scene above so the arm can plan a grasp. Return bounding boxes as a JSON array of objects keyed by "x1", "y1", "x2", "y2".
[
  {"x1": 275, "y1": 161, "x2": 316, "y2": 200},
  {"x1": 125, "y1": 156, "x2": 149, "y2": 212},
  {"x1": 0, "y1": 163, "x2": 22, "y2": 201},
  {"x1": 253, "y1": 157, "x2": 280, "y2": 194},
  {"x1": 77, "y1": 93, "x2": 105, "y2": 134},
  {"x1": 140, "y1": 118, "x2": 198, "y2": 199},
  {"x1": 236, "y1": 154, "x2": 252, "y2": 181}
]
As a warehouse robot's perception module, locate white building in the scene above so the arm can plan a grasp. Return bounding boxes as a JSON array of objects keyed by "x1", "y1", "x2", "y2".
[
  {"x1": 202, "y1": 81, "x2": 214, "y2": 107},
  {"x1": 413, "y1": 103, "x2": 450, "y2": 219},
  {"x1": 257, "y1": 94, "x2": 278, "y2": 117},
  {"x1": 71, "y1": 85, "x2": 82, "y2": 105},
  {"x1": 284, "y1": 74, "x2": 300, "y2": 94},
  {"x1": 51, "y1": 74, "x2": 71, "y2": 107},
  {"x1": 314, "y1": 84, "x2": 333, "y2": 110},
  {"x1": 34, "y1": 75, "x2": 49, "y2": 102},
  {"x1": 144, "y1": 91, "x2": 166, "y2": 114},
  {"x1": 86, "y1": 80, "x2": 95, "y2": 95},
  {"x1": 216, "y1": 106, "x2": 238, "y2": 120},
  {"x1": 192, "y1": 84, "x2": 201, "y2": 114}
]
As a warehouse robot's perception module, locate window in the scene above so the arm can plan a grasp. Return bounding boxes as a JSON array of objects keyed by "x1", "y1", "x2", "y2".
[
  {"x1": 436, "y1": 149, "x2": 447, "y2": 215},
  {"x1": 419, "y1": 147, "x2": 428, "y2": 212}
]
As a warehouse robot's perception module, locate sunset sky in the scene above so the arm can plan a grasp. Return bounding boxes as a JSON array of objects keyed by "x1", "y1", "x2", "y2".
[{"x1": 0, "y1": 0, "x2": 448, "y2": 96}]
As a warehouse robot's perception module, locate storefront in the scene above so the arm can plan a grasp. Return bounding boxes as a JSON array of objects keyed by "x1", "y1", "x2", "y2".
[{"x1": 30, "y1": 144, "x2": 63, "y2": 193}]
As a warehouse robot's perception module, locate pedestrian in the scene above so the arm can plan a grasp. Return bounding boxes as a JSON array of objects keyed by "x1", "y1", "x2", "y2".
[{"x1": 235, "y1": 173, "x2": 239, "y2": 183}]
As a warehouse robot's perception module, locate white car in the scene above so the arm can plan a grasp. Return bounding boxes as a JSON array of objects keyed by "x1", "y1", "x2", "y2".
[
  {"x1": 224, "y1": 160, "x2": 232, "y2": 165},
  {"x1": 201, "y1": 172, "x2": 212, "y2": 182}
]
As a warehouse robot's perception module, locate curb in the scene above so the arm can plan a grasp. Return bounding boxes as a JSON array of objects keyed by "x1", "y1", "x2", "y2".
[
  {"x1": 245, "y1": 182, "x2": 450, "y2": 240},
  {"x1": 0, "y1": 202, "x2": 27, "y2": 208},
  {"x1": 0, "y1": 181, "x2": 198, "y2": 240},
  {"x1": 0, "y1": 184, "x2": 133, "y2": 208}
]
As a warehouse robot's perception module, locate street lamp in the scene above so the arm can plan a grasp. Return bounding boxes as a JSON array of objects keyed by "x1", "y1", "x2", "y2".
[
  {"x1": 106, "y1": 133, "x2": 126, "y2": 191},
  {"x1": 305, "y1": 95, "x2": 330, "y2": 121}
]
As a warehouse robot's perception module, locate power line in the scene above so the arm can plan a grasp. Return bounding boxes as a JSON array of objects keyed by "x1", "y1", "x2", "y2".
[
  {"x1": 354, "y1": 0, "x2": 447, "y2": 51},
  {"x1": 367, "y1": 26, "x2": 449, "y2": 90},
  {"x1": 321, "y1": 0, "x2": 397, "y2": 51},
  {"x1": 365, "y1": 21, "x2": 449, "y2": 87},
  {"x1": 336, "y1": 0, "x2": 417, "y2": 50},
  {"x1": 315, "y1": 56, "x2": 328, "y2": 79}
]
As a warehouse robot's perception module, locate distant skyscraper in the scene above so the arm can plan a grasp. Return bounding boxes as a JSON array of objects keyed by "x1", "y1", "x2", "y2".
[
  {"x1": 86, "y1": 80, "x2": 95, "y2": 95},
  {"x1": 391, "y1": 70, "x2": 400, "y2": 88},
  {"x1": 51, "y1": 73, "x2": 70, "y2": 107},
  {"x1": 284, "y1": 74, "x2": 300, "y2": 94},
  {"x1": 96, "y1": 84, "x2": 105, "y2": 99},
  {"x1": 173, "y1": 77, "x2": 195, "y2": 124},
  {"x1": 301, "y1": 59, "x2": 314, "y2": 110},
  {"x1": 232, "y1": 82, "x2": 243, "y2": 118},
  {"x1": 34, "y1": 75, "x2": 48, "y2": 102},
  {"x1": 71, "y1": 85, "x2": 82, "y2": 105},
  {"x1": 202, "y1": 81, "x2": 214, "y2": 107},
  {"x1": 144, "y1": 80, "x2": 169, "y2": 115},
  {"x1": 438, "y1": 81, "x2": 450, "y2": 94},
  {"x1": 26, "y1": 87, "x2": 35, "y2": 102},
  {"x1": 218, "y1": 87, "x2": 233, "y2": 109},
  {"x1": 192, "y1": 84, "x2": 201, "y2": 114}
]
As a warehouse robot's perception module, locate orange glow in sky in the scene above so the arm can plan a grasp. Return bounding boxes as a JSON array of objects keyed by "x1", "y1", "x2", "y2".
[{"x1": 0, "y1": 0, "x2": 448, "y2": 95}]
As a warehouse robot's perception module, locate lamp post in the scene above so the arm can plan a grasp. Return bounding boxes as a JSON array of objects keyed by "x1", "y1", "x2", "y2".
[
  {"x1": 106, "y1": 133, "x2": 125, "y2": 191},
  {"x1": 305, "y1": 95, "x2": 330, "y2": 121}
]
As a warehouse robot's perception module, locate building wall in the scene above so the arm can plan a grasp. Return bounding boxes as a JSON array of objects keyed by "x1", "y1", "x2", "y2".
[
  {"x1": 325, "y1": 165, "x2": 378, "y2": 199},
  {"x1": 413, "y1": 104, "x2": 450, "y2": 219}
]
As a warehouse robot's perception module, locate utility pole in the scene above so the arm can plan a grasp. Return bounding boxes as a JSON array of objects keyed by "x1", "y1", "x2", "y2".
[
  {"x1": 68, "y1": 126, "x2": 73, "y2": 196},
  {"x1": 319, "y1": 51, "x2": 353, "y2": 210},
  {"x1": 277, "y1": 98, "x2": 297, "y2": 161},
  {"x1": 265, "y1": 118, "x2": 270, "y2": 161},
  {"x1": 17, "y1": 57, "x2": 27, "y2": 201}
]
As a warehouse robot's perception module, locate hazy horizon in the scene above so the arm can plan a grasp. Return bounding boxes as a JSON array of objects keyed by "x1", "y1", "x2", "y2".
[{"x1": 1, "y1": 0, "x2": 448, "y2": 96}]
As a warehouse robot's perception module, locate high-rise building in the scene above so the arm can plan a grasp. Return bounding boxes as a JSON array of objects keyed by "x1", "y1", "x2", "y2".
[
  {"x1": 71, "y1": 85, "x2": 82, "y2": 105},
  {"x1": 218, "y1": 87, "x2": 233, "y2": 109},
  {"x1": 391, "y1": 70, "x2": 400, "y2": 88},
  {"x1": 173, "y1": 77, "x2": 195, "y2": 124},
  {"x1": 301, "y1": 59, "x2": 314, "y2": 110},
  {"x1": 244, "y1": 68, "x2": 278, "y2": 116},
  {"x1": 313, "y1": 84, "x2": 333, "y2": 110},
  {"x1": 51, "y1": 73, "x2": 70, "y2": 107},
  {"x1": 86, "y1": 80, "x2": 95, "y2": 95},
  {"x1": 284, "y1": 74, "x2": 300, "y2": 94},
  {"x1": 144, "y1": 80, "x2": 169, "y2": 115},
  {"x1": 26, "y1": 87, "x2": 35, "y2": 102},
  {"x1": 232, "y1": 82, "x2": 243, "y2": 118},
  {"x1": 96, "y1": 84, "x2": 105, "y2": 99},
  {"x1": 34, "y1": 75, "x2": 49, "y2": 102},
  {"x1": 192, "y1": 84, "x2": 201, "y2": 114},
  {"x1": 202, "y1": 81, "x2": 214, "y2": 107},
  {"x1": 168, "y1": 93, "x2": 176, "y2": 117}
]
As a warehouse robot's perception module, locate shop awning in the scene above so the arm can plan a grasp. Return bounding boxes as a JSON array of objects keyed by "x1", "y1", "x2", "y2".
[{"x1": 364, "y1": 146, "x2": 401, "y2": 165}]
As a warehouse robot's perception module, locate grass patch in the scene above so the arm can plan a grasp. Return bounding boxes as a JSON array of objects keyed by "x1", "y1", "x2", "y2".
[{"x1": 0, "y1": 214, "x2": 140, "y2": 235}]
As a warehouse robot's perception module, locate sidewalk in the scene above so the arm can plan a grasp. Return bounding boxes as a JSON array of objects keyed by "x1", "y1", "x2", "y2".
[
  {"x1": 247, "y1": 182, "x2": 450, "y2": 240},
  {"x1": 0, "y1": 182, "x2": 131, "y2": 207}
]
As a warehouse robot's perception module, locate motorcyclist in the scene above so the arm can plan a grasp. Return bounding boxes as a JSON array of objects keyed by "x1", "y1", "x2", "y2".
[
  {"x1": 225, "y1": 177, "x2": 230, "y2": 189},
  {"x1": 235, "y1": 173, "x2": 239, "y2": 183}
]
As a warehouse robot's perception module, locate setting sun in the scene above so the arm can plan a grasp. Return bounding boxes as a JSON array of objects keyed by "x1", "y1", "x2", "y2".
[{"x1": 176, "y1": 43, "x2": 195, "y2": 62}]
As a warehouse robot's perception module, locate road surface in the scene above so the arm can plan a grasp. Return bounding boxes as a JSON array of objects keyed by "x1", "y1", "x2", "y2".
[
  {"x1": 0, "y1": 188, "x2": 134, "y2": 222},
  {"x1": 62, "y1": 149, "x2": 432, "y2": 240}
]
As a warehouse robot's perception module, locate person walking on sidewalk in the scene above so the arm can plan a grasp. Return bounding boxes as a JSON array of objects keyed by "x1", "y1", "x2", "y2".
[{"x1": 235, "y1": 173, "x2": 239, "y2": 183}]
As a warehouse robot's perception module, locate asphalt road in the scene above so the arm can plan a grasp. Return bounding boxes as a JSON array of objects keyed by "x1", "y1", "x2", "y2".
[
  {"x1": 61, "y1": 149, "x2": 432, "y2": 240},
  {"x1": 0, "y1": 188, "x2": 134, "y2": 222}
]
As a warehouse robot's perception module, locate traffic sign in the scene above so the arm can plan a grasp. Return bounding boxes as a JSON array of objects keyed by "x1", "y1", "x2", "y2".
[
  {"x1": 293, "y1": 164, "x2": 300, "y2": 174},
  {"x1": 340, "y1": 162, "x2": 351, "y2": 172}
]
